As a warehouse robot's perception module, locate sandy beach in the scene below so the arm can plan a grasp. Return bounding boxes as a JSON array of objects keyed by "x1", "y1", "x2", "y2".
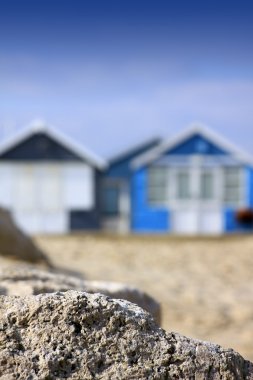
[{"x1": 35, "y1": 233, "x2": 253, "y2": 361}]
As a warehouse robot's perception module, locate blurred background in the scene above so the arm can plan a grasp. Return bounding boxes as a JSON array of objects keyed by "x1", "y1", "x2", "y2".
[{"x1": 1, "y1": 0, "x2": 253, "y2": 361}]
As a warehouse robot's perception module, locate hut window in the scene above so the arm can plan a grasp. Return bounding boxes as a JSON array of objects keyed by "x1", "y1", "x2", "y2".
[
  {"x1": 176, "y1": 171, "x2": 190, "y2": 199},
  {"x1": 201, "y1": 171, "x2": 214, "y2": 200},
  {"x1": 148, "y1": 166, "x2": 167, "y2": 204},
  {"x1": 223, "y1": 167, "x2": 241, "y2": 204}
]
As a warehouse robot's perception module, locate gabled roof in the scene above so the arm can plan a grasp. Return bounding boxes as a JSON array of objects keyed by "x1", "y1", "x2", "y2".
[
  {"x1": 109, "y1": 137, "x2": 161, "y2": 164},
  {"x1": 131, "y1": 124, "x2": 253, "y2": 169},
  {"x1": 0, "y1": 120, "x2": 106, "y2": 169},
  {"x1": 105, "y1": 137, "x2": 161, "y2": 179}
]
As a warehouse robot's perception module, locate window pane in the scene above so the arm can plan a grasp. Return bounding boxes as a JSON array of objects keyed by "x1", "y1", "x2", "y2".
[
  {"x1": 201, "y1": 172, "x2": 213, "y2": 200},
  {"x1": 149, "y1": 167, "x2": 167, "y2": 185},
  {"x1": 224, "y1": 168, "x2": 240, "y2": 186},
  {"x1": 149, "y1": 186, "x2": 167, "y2": 203},
  {"x1": 224, "y1": 187, "x2": 240, "y2": 203},
  {"x1": 223, "y1": 167, "x2": 241, "y2": 204},
  {"x1": 148, "y1": 166, "x2": 167, "y2": 204},
  {"x1": 177, "y1": 172, "x2": 190, "y2": 199}
]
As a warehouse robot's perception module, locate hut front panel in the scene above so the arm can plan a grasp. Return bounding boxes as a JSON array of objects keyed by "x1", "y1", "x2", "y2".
[
  {"x1": 0, "y1": 162, "x2": 95, "y2": 234},
  {"x1": 62, "y1": 164, "x2": 94, "y2": 209}
]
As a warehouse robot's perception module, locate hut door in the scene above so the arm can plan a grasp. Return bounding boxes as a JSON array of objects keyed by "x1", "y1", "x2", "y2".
[
  {"x1": 102, "y1": 180, "x2": 130, "y2": 233},
  {"x1": 171, "y1": 165, "x2": 222, "y2": 234}
]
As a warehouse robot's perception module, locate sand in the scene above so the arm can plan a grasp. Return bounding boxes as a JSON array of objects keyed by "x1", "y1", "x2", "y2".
[{"x1": 34, "y1": 233, "x2": 253, "y2": 361}]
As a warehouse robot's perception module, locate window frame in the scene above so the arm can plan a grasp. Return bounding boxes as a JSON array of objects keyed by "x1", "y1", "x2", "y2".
[
  {"x1": 200, "y1": 170, "x2": 214, "y2": 200},
  {"x1": 176, "y1": 170, "x2": 191, "y2": 200},
  {"x1": 147, "y1": 165, "x2": 168, "y2": 206},
  {"x1": 223, "y1": 166, "x2": 243, "y2": 206}
]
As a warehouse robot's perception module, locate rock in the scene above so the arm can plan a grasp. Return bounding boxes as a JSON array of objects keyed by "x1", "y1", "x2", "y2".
[
  {"x1": 0, "y1": 291, "x2": 252, "y2": 379},
  {"x1": 0, "y1": 207, "x2": 50, "y2": 267},
  {"x1": 79, "y1": 280, "x2": 161, "y2": 325},
  {"x1": 0, "y1": 265, "x2": 161, "y2": 324}
]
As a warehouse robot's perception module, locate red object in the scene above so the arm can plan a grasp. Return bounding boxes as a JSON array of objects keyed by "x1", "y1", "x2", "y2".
[{"x1": 236, "y1": 209, "x2": 253, "y2": 224}]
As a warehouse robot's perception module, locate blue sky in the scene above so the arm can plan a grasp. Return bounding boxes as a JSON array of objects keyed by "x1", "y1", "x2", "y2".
[{"x1": 0, "y1": 0, "x2": 253, "y2": 158}]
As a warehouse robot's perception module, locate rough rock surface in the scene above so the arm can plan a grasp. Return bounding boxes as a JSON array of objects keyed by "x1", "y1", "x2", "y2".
[
  {"x1": 0, "y1": 265, "x2": 161, "y2": 324},
  {"x1": 0, "y1": 291, "x2": 252, "y2": 379},
  {"x1": 0, "y1": 207, "x2": 50, "y2": 267}
]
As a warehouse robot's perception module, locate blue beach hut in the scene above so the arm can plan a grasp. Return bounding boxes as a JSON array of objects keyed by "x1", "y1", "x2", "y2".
[{"x1": 130, "y1": 125, "x2": 253, "y2": 234}]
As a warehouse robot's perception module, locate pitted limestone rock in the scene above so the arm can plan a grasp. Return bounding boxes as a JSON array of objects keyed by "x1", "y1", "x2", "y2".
[
  {"x1": 0, "y1": 291, "x2": 252, "y2": 379},
  {"x1": 0, "y1": 265, "x2": 161, "y2": 324}
]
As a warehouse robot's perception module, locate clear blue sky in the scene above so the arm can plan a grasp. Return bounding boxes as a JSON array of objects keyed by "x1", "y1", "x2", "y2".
[{"x1": 0, "y1": 0, "x2": 253, "y2": 158}]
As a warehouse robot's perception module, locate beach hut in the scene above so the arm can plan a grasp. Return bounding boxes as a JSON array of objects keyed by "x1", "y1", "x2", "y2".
[
  {"x1": 102, "y1": 138, "x2": 161, "y2": 233},
  {"x1": 0, "y1": 121, "x2": 105, "y2": 233},
  {"x1": 130, "y1": 125, "x2": 253, "y2": 234}
]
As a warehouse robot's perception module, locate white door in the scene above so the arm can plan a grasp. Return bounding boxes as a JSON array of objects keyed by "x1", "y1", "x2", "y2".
[
  {"x1": 13, "y1": 164, "x2": 67, "y2": 234},
  {"x1": 172, "y1": 209, "x2": 199, "y2": 234},
  {"x1": 199, "y1": 210, "x2": 223, "y2": 235},
  {"x1": 172, "y1": 209, "x2": 223, "y2": 235},
  {"x1": 171, "y1": 164, "x2": 223, "y2": 235},
  {"x1": 13, "y1": 165, "x2": 39, "y2": 233}
]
